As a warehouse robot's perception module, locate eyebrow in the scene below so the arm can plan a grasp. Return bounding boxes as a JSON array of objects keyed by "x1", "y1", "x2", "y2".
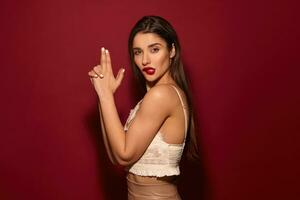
[{"x1": 133, "y1": 42, "x2": 163, "y2": 50}]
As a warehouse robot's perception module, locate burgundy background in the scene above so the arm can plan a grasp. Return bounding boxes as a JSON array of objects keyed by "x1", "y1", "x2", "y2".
[{"x1": 0, "y1": 0, "x2": 299, "y2": 199}]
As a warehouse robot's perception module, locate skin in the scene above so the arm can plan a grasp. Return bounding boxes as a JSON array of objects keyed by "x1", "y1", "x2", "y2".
[{"x1": 88, "y1": 33, "x2": 188, "y2": 166}]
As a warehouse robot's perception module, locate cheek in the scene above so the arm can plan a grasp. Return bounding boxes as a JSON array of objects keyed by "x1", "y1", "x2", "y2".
[
  {"x1": 156, "y1": 54, "x2": 170, "y2": 66},
  {"x1": 134, "y1": 56, "x2": 142, "y2": 69},
  {"x1": 133, "y1": 56, "x2": 139, "y2": 65}
]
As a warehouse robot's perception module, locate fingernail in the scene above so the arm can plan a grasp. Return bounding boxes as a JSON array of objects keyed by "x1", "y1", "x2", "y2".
[
  {"x1": 101, "y1": 47, "x2": 104, "y2": 52},
  {"x1": 105, "y1": 49, "x2": 109, "y2": 54},
  {"x1": 122, "y1": 68, "x2": 125, "y2": 72}
]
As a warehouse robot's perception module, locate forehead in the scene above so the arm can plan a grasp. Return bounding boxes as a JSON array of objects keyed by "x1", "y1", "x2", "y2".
[{"x1": 133, "y1": 32, "x2": 167, "y2": 48}]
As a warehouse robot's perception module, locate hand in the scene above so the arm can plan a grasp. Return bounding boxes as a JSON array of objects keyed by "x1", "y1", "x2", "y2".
[{"x1": 88, "y1": 47, "x2": 125, "y2": 97}]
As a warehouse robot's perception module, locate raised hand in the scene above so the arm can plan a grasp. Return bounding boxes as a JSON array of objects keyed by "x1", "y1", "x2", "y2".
[{"x1": 88, "y1": 47, "x2": 125, "y2": 97}]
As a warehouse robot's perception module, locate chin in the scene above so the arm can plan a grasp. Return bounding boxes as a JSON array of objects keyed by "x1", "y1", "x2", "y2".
[
  {"x1": 145, "y1": 78, "x2": 156, "y2": 83},
  {"x1": 143, "y1": 74, "x2": 155, "y2": 81},
  {"x1": 145, "y1": 77, "x2": 160, "y2": 85}
]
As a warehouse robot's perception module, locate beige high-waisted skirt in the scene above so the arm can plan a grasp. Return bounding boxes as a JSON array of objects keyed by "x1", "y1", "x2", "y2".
[{"x1": 127, "y1": 173, "x2": 182, "y2": 200}]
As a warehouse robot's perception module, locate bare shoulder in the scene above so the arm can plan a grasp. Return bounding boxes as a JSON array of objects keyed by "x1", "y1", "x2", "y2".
[{"x1": 141, "y1": 84, "x2": 182, "y2": 110}]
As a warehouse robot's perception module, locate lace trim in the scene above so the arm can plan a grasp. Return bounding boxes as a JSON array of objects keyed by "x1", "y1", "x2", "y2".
[{"x1": 129, "y1": 164, "x2": 180, "y2": 177}]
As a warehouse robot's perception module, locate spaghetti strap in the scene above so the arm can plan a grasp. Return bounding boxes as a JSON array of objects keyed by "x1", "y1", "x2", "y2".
[{"x1": 169, "y1": 85, "x2": 188, "y2": 138}]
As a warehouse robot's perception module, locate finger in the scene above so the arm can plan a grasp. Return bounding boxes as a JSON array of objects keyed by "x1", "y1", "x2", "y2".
[
  {"x1": 105, "y1": 49, "x2": 113, "y2": 74},
  {"x1": 115, "y1": 68, "x2": 125, "y2": 88},
  {"x1": 91, "y1": 66, "x2": 105, "y2": 79},
  {"x1": 93, "y1": 65, "x2": 101, "y2": 74},
  {"x1": 88, "y1": 71, "x2": 94, "y2": 77},
  {"x1": 100, "y1": 47, "x2": 107, "y2": 74},
  {"x1": 88, "y1": 70, "x2": 99, "y2": 78},
  {"x1": 88, "y1": 70, "x2": 96, "y2": 76}
]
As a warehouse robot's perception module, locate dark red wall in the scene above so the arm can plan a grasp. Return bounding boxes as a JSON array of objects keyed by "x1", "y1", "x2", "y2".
[{"x1": 1, "y1": 0, "x2": 299, "y2": 199}]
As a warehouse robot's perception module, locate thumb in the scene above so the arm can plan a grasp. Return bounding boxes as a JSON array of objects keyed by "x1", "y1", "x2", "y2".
[{"x1": 115, "y1": 68, "x2": 125, "y2": 87}]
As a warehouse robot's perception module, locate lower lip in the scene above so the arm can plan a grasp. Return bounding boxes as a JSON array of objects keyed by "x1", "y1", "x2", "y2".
[{"x1": 143, "y1": 69, "x2": 155, "y2": 75}]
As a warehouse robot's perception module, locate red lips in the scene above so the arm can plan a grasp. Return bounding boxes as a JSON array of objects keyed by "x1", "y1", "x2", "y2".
[{"x1": 142, "y1": 67, "x2": 155, "y2": 75}]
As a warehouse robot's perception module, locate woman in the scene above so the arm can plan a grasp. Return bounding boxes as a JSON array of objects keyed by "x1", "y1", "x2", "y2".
[{"x1": 88, "y1": 16, "x2": 199, "y2": 200}]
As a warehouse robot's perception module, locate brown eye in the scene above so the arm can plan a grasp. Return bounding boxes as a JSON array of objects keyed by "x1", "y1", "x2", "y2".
[
  {"x1": 151, "y1": 47, "x2": 160, "y2": 53},
  {"x1": 134, "y1": 49, "x2": 142, "y2": 55}
]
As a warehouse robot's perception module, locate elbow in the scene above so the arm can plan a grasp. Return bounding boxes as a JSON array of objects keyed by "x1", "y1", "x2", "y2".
[
  {"x1": 114, "y1": 153, "x2": 136, "y2": 166},
  {"x1": 108, "y1": 158, "x2": 131, "y2": 166},
  {"x1": 116, "y1": 159, "x2": 131, "y2": 166}
]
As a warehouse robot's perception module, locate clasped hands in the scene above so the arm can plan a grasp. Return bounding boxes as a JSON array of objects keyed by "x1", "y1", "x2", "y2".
[{"x1": 88, "y1": 47, "x2": 125, "y2": 96}]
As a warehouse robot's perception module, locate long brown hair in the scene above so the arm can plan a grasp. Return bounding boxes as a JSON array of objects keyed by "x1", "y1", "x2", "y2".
[{"x1": 128, "y1": 16, "x2": 199, "y2": 161}]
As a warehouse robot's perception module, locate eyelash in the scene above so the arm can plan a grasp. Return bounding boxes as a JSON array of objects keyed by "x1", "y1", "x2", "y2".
[
  {"x1": 133, "y1": 47, "x2": 160, "y2": 56},
  {"x1": 151, "y1": 47, "x2": 160, "y2": 53},
  {"x1": 134, "y1": 50, "x2": 141, "y2": 55}
]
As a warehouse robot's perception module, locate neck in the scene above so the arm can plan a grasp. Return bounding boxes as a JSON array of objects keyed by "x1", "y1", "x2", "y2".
[{"x1": 146, "y1": 73, "x2": 176, "y2": 91}]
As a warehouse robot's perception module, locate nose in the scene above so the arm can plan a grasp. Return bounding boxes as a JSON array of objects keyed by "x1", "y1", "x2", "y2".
[{"x1": 142, "y1": 52, "x2": 150, "y2": 66}]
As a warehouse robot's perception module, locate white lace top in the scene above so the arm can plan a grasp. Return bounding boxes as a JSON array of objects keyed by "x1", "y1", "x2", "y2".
[{"x1": 124, "y1": 86, "x2": 188, "y2": 177}]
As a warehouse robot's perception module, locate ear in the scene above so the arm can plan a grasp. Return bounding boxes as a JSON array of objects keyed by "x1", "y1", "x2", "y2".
[{"x1": 170, "y1": 43, "x2": 176, "y2": 58}]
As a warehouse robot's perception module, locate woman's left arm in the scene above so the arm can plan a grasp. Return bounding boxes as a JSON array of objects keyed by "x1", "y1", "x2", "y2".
[
  {"x1": 88, "y1": 47, "x2": 127, "y2": 165},
  {"x1": 98, "y1": 102, "x2": 117, "y2": 164}
]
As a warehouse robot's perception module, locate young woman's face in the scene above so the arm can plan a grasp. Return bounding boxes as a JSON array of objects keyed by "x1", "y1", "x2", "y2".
[{"x1": 132, "y1": 32, "x2": 175, "y2": 84}]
